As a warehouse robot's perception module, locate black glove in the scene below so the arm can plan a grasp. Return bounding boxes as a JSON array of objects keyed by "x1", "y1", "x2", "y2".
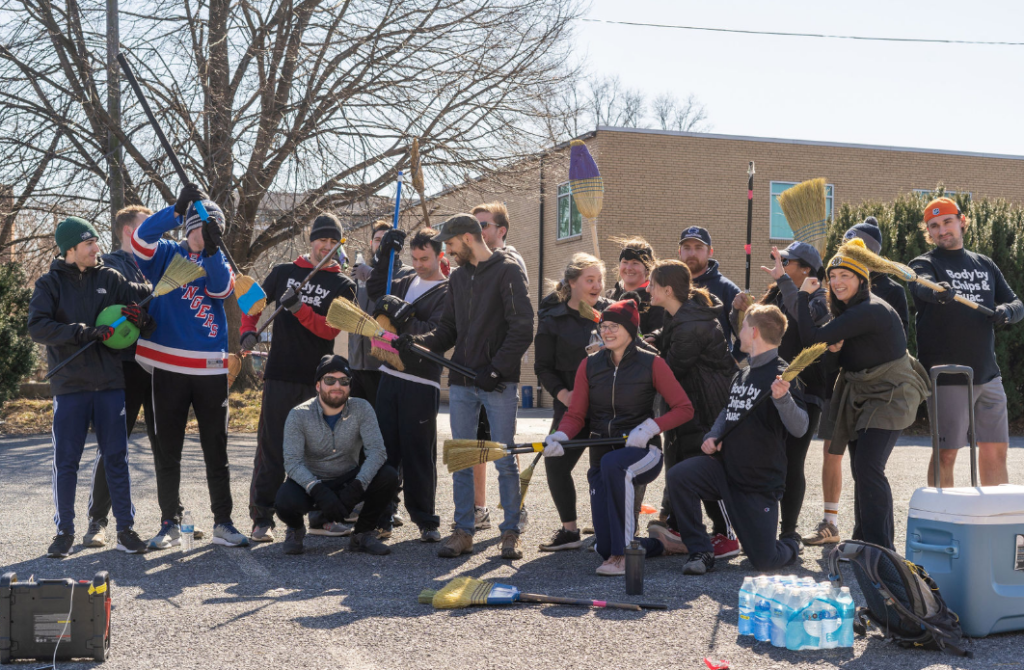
[
  {"x1": 474, "y1": 365, "x2": 502, "y2": 392},
  {"x1": 77, "y1": 325, "x2": 114, "y2": 345},
  {"x1": 280, "y1": 286, "x2": 302, "y2": 314},
  {"x1": 374, "y1": 229, "x2": 407, "y2": 265},
  {"x1": 310, "y1": 483, "x2": 347, "y2": 523},
  {"x1": 935, "y1": 281, "x2": 957, "y2": 305},
  {"x1": 201, "y1": 219, "x2": 223, "y2": 257},
  {"x1": 120, "y1": 302, "x2": 156, "y2": 337},
  {"x1": 373, "y1": 295, "x2": 413, "y2": 328},
  {"x1": 393, "y1": 333, "x2": 416, "y2": 353},
  {"x1": 240, "y1": 331, "x2": 258, "y2": 351},
  {"x1": 988, "y1": 304, "x2": 1009, "y2": 325},
  {"x1": 174, "y1": 183, "x2": 208, "y2": 217},
  {"x1": 336, "y1": 480, "x2": 365, "y2": 518}
]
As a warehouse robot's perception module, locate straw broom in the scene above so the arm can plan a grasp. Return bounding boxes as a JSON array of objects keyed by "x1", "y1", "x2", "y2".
[
  {"x1": 418, "y1": 576, "x2": 665, "y2": 611},
  {"x1": 835, "y1": 238, "x2": 995, "y2": 316},
  {"x1": 325, "y1": 297, "x2": 405, "y2": 370},
  {"x1": 443, "y1": 436, "x2": 626, "y2": 474},
  {"x1": 777, "y1": 178, "x2": 828, "y2": 256},
  {"x1": 578, "y1": 300, "x2": 600, "y2": 322}
]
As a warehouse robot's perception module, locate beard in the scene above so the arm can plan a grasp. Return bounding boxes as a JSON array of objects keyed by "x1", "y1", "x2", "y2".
[
  {"x1": 452, "y1": 246, "x2": 473, "y2": 266},
  {"x1": 683, "y1": 257, "x2": 708, "y2": 275},
  {"x1": 319, "y1": 386, "x2": 349, "y2": 409}
]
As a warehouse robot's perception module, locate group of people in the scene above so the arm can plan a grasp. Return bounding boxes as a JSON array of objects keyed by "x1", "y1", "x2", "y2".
[{"x1": 31, "y1": 187, "x2": 1021, "y2": 581}]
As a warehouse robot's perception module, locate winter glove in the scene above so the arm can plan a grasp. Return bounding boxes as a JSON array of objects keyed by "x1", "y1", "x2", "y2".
[
  {"x1": 240, "y1": 331, "x2": 259, "y2": 351},
  {"x1": 373, "y1": 295, "x2": 414, "y2": 328},
  {"x1": 120, "y1": 302, "x2": 156, "y2": 337},
  {"x1": 202, "y1": 219, "x2": 223, "y2": 257},
  {"x1": 934, "y1": 281, "x2": 957, "y2": 305},
  {"x1": 310, "y1": 483, "x2": 347, "y2": 523},
  {"x1": 393, "y1": 333, "x2": 416, "y2": 353},
  {"x1": 77, "y1": 325, "x2": 114, "y2": 345},
  {"x1": 174, "y1": 183, "x2": 208, "y2": 217},
  {"x1": 473, "y1": 365, "x2": 502, "y2": 393},
  {"x1": 336, "y1": 480, "x2": 365, "y2": 519},
  {"x1": 544, "y1": 431, "x2": 568, "y2": 458},
  {"x1": 626, "y1": 418, "x2": 661, "y2": 449},
  {"x1": 279, "y1": 286, "x2": 303, "y2": 314},
  {"x1": 373, "y1": 229, "x2": 407, "y2": 265},
  {"x1": 988, "y1": 304, "x2": 1009, "y2": 325}
]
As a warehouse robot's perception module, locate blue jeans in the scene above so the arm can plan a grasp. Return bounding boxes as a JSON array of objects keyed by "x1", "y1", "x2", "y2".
[{"x1": 448, "y1": 384, "x2": 521, "y2": 534}]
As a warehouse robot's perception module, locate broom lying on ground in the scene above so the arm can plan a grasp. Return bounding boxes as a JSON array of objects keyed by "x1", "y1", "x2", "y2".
[
  {"x1": 45, "y1": 255, "x2": 206, "y2": 380},
  {"x1": 777, "y1": 178, "x2": 828, "y2": 256},
  {"x1": 836, "y1": 238, "x2": 995, "y2": 316},
  {"x1": 443, "y1": 436, "x2": 626, "y2": 473},
  {"x1": 418, "y1": 576, "x2": 666, "y2": 611}
]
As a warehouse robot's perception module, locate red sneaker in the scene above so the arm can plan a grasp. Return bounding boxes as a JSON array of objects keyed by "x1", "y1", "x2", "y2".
[{"x1": 711, "y1": 533, "x2": 740, "y2": 559}]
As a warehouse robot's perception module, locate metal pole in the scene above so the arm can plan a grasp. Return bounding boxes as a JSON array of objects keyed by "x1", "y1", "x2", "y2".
[
  {"x1": 744, "y1": 161, "x2": 755, "y2": 291},
  {"x1": 106, "y1": 0, "x2": 123, "y2": 249}
]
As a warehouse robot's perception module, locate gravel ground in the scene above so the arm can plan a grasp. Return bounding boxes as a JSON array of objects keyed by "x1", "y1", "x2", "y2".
[{"x1": 2, "y1": 407, "x2": 1022, "y2": 670}]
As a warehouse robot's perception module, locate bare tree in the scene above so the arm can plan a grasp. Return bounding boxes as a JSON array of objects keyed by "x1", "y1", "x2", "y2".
[{"x1": 652, "y1": 92, "x2": 710, "y2": 132}]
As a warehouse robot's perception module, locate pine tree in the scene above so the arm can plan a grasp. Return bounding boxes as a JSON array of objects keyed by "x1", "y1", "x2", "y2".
[{"x1": 0, "y1": 262, "x2": 37, "y2": 405}]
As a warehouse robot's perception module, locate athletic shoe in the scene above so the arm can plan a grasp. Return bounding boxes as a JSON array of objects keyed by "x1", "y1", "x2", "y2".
[
  {"x1": 517, "y1": 505, "x2": 529, "y2": 533},
  {"x1": 647, "y1": 518, "x2": 669, "y2": 531},
  {"x1": 350, "y1": 531, "x2": 391, "y2": 556},
  {"x1": 438, "y1": 529, "x2": 474, "y2": 558},
  {"x1": 802, "y1": 519, "x2": 841, "y2": 546},
  {"x1": 391, "y1": 513, "x2": 405, "y2": 528},
  {"x1": 780, "y1": 531, "x2": 804, "y2": 554},
  {"x1": 376, "y1": 528, "x2": 392, "y2": 540},
  {"x1": 344, "y1": 502, "x2": 363, "y2": 524},
  {"x1": 648, "y1": 524, "x2": 688, "y2": 555},
  {"x1": 711, "y1": 533, "x2": 740, "y2": 559},
  {"x1": 419, "y1": 528, "x2": 441, "y2": 543},
  {"x1": 595, "y1": 558, "x2": 626, "y2": 576},
  {"x1": 307, "y1": 521, "x2": 354, "y2": 537},
  {"x1": 500, "y1": 530, "x2": 523, "y2": 560},
  {"x1": 148, "y1": 520, "x2": 180, "y2": 550},
  {"x1": 683, "y1": 551, "x2": 715, "y2": 575},
  {"x1": 212, "y1": 523, "x2": 250, "y2": 547},
  {"x1": 83, "y1": 519, "x2": 107, "y2": 548},
  {"x1": 539, "y1": 527, "x2": 583, "y2": 552},
  {"x1": 47, "y1": 533, "x2": 74, "y2": 558},
  {"x1": 283, "y1": 527, "x2": 305, "y2": 555},
  {"x1": 250, "y1": 525, "x2": 274, "y2": 543},
  {"x1": 116, "y1": 529, "x2": 148, "y2": 554}
]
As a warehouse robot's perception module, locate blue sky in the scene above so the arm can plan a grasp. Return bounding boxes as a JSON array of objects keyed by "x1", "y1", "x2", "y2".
[{"x1": 575, "y1": 0, "x2": 1024, "y2": 155}]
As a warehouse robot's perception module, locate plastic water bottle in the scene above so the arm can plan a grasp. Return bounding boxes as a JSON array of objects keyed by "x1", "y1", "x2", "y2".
[
  {"x1": 180, "y1": 511, "x2": 195, "y2": 551},
  {"x1": 817, "y1": 587, "x2": 842, "y2": 649},
  {"x1": 738, "y1": 576, "x2": 756, "y2": 636},
  {"x1": 770, "y1": 584, "x2": 791, "y2": 647},
  {"x1": 786, "y1": 587, "x2": 815, "y2": 651},
  {"x1": 753, "y1": 579, "x2": 772, "y2": 642},
  {"x1": 835, "y1": 587, "x2": 855, "y2": 648}
]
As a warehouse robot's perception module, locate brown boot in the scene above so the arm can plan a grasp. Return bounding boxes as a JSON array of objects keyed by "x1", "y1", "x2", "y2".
[
  {"x1": 500, "y1": 530, "x2": 523, "y2": 560},
  {"x1": 437, "y1": 528, "x2": 474, "y2": 558}
]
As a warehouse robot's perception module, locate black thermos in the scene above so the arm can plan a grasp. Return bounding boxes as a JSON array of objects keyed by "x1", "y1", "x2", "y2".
[{"x1": 625, "y1": 540, "x2": 646, "y2": 595}]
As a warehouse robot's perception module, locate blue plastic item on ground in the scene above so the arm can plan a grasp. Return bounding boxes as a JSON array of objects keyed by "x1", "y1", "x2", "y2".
[{"x1": 521, "y1": 385, "x2": 533, "y2": 408}]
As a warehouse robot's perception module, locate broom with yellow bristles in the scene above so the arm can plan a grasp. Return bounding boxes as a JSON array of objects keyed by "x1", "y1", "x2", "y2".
[
  {"x1": 835, "y1": 238, "x2": 995, "y2": 316},
  {"x1": 417, "y1": 576, "x2": 665, "y2": 611},
  {"x1": 578, "y1": 300, "x2": 600, "y2": 323},
  {"x1": 777, "y1": 178, "x2": 829, "y2": 256},
  {"x1": 443, "y1": 436, "x2": 626, "y2": 474}
]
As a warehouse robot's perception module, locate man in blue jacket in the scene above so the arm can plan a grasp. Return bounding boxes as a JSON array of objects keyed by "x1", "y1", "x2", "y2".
[{"x1": 678, "y1": 226, "x2": 741, "y2": 355}]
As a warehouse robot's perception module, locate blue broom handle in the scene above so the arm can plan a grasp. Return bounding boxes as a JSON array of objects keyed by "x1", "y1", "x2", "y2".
[{"x1": 386, "y1": 171, "x2": 404, "y2": 295}]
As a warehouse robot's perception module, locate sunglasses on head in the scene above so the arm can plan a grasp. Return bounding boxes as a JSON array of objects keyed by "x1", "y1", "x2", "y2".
[{"x1": 321, "y1": 375, "x2": 351, "y2": 387}]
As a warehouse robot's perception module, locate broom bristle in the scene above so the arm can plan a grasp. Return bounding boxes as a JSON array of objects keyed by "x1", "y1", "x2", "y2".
[
  {"x1": 837, "y1": 239, "x2": 917, "y2": 282},
  {"x1": 777, "y1": 178, "x2": 828, "y2": 253},
  {"x1": 444, "y1": 439, "x2": 505, "y2": 452},
  {"x1": 326, "y1": 298, "x2": 383, "y2": 338},
  {"x1": 781, "y1": 343, "x2": 829, "y2": 382},
  {"x1": 578, "y1": 300, "x2": 599, "y2": 322},
  {"x1": 432, "y1": 576, "x2": 495, "y2": 610},
  {"x1": 517, "y1": 456, "x2": 540, "y2": 510},
  {"x1": 370, "y1": 339, "x2": 405, "y2": 371},
  {"x1": 418, "y1": 589, "x2": 437, "y2": 604},
  {"x1": 446, "y1": 446, "x2": 510, "y2": 473},
  {"x1": 152, "y1": 254, "x2": 206, "y2": 297}
]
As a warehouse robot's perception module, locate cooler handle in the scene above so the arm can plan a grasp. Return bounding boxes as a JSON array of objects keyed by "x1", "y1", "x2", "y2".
[
  {"x1": 908, "y1": 538, "x2": 959, "y2": 558},
  {"x1": 928, "y1": 365, "x2": 979, "y2": 489}
]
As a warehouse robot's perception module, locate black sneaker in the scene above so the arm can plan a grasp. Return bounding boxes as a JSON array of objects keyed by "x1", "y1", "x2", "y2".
[
  {"x1": 350, "y1": 531, "x2": 391, "y2": 556},
  {"x1": 116, "y1": 529, "x2": 148, "y2": 554},
  {"x1": 283, "y1": 527, "x2": 306, "y2": 555},
  {"x1": 47, "y1": 533, "x2": 74, "y2": 558},
  {"x1": 683, "y1": 551, "x2": 715, "y2": 575},
  {"x1": 539, "y1": 527, "x2": 583, "y2": 552}
]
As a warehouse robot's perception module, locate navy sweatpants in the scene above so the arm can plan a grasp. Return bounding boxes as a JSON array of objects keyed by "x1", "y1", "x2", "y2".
[
  {"x1": 589, "y1": 446, "x2": 663, "y2": 559},
  {"x1": 52, "y1": 390, "x2": 135, "y2": 534},
  {"x1": 668, "y1": 455, "x2": 799, "y2": 571}
]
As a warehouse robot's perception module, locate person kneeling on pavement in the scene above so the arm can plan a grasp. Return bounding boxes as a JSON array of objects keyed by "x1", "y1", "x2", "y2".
[
  {"x1": 276, "y1": 355, "x2": 398, "y2": 555},
  {"x1": 650, "y1": 304, "x2": 808, "y2": 575}
]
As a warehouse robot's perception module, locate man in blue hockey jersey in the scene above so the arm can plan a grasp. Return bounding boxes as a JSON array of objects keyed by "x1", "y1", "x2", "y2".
[{"x1": 131, "y1": 184, "x2": 249, "y2": 549}]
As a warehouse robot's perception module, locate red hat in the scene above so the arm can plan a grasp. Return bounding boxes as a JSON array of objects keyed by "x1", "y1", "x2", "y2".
[
  {"x1": 923, "y1": 197, "x2": 962, "y2": 223},
  {"x1": 600, "y1": 295, "x2": 640, "y2": 339}
]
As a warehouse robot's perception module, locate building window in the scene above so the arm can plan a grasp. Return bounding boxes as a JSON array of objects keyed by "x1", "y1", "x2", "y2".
[
  {"x1": 770, "y1": 181, "x2": 834, "y2": 240},
  {"x1": 914, "y1": 189, "x2": 971, "y2": 201},
  {"x1": 557, "y1": 182, "x2": 583, "y2": 240}
]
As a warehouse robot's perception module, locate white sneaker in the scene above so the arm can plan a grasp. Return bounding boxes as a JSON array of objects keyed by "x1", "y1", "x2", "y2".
[
  {"x1": 308, "y1": 522, "x2": 354, "y2": 537},
  {"x1": 474, "y1": 506, "x2": 491, "y2": 530},
  {"x1": 212, "y1": 523, "x2": 250, "y2": 547},
  {"x1": 148, "y1": 521, "x2": 180, "y2": 550}
]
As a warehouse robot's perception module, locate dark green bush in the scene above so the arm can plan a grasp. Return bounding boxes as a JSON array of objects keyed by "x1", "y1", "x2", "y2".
[{"x1": 0, "y1": 262, "x2": 37, "y2": 405}]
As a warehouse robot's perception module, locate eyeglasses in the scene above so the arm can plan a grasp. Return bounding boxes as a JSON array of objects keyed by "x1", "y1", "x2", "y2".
[
  {"x1": 780, "y1": 258, "x2": 791, "y2": 267},
  {"x1": 598, "y1": 322, "x2": 621, "y2": 333},
  {"x1": 321, "y1": 376, "x2": 351, "y2": 387}
]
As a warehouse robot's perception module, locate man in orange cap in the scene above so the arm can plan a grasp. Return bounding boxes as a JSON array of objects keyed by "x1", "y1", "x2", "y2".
[{"x1": 910, "y1": 197, "x2": 1023, "y2": 487}]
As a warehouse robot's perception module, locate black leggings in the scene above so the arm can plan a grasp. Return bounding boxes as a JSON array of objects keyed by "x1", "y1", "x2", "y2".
[
  {"x1": 848, "y1": 428, "x2": 900, "y2": 550},
  {"x1": 779, "y1": 403, "x2": 823, "y2": 536}
]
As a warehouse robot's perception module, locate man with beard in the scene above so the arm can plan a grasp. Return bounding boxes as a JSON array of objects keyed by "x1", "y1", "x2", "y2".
[
  {"x1": 241, "y1": 214, "x2": 356, "y2": 543},
  {"x1": 275, "y1": 355, "x2": 398, "y2": 555},
  {"x1": 911, "y1": 197, "x2": 1022, "y2": 487},
  {"x1": 396, "y1": 214, "x2": 533, "y2": 560},
  {"x1": 678, "y1": 227, "x2": 741, "y2": 354}
]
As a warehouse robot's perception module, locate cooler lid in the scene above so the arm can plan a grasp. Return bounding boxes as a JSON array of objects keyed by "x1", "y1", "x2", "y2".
[{"x1": 909, "y1": 485, "x2": 1024, "y2": 523}]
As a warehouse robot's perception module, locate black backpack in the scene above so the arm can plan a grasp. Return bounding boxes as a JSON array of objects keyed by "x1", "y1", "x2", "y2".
[{"x1": 827, "y1": 540, "x2": 972, "y2": 658}]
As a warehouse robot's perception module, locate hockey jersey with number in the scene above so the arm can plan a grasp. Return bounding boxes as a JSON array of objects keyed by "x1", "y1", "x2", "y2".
[{"x1": 131, "y1": 205, "x2": 234, "y2": 375}]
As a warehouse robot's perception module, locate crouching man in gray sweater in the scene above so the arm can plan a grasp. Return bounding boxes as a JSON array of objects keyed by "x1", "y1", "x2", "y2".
[{"x1": 276, "y1": 354, "x2": 398, "y2": 555}]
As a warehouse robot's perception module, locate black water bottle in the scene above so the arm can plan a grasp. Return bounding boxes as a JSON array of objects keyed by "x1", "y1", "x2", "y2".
[{"x1": 625, "y1": 540, "x2": 646, "y2": 595}]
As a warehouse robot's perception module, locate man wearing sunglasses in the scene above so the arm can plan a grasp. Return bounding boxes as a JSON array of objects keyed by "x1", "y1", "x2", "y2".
[{"x1": 276, "y1": 355, "x2": 398, "y2": 555}]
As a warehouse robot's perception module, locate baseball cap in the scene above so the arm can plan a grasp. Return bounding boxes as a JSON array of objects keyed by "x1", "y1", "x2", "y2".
[
  {"x1": 431, "y1": 214, "x2": 481, "y2": 243},
  {"x1": 679, "y1": 226, "x2": 712, "y2": 246},
  {"x1": 923, "y1": 197, "x2": 961, "y2": 222},
  {"x1": 777, "y1": 241, "x2": 822, "y2": 272}
]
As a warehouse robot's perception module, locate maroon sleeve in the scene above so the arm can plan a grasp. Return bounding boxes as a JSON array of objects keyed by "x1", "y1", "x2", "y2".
[
  {"x1": 555, "y1": 360, "x2": 590, "y2": 439},
  {"x1": 651, "y1": 356, "x2": 695, "y2": 432},
  {"x1": 295, "y1": 303, "x2": 341, "y2": 340}
]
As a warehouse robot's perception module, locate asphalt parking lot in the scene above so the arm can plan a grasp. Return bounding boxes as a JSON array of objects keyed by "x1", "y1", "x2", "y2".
[{"x1": 1, "y1": 407, "x2": 1022, "y2": 669}]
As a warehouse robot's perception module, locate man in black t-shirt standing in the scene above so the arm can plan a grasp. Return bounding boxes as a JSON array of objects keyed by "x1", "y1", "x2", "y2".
[
  {"x1": 241, "y1": 214, "x2": 356, "y2": 542},
  {"x1": 911, "y1": 198, "x2": 1023, "y2": 487}
]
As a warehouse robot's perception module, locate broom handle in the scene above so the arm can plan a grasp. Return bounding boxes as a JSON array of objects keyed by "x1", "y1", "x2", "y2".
[
  {"x1": 518, "y1": 593, "x2": 641, "y2": 611},
  {"x1": 744, "y1": 161, "x2": 755, "y2": 291},
  {"x1": 407, "y1": 342, "x2": 506, "y2": 393},
  {"x1": 252, "y1": 240, "x2": 346, "y2": 340},
  {"x1": 506, "y1": 437, "x2": 626, "y2": 454},
  {"x1": 913, "y1": 276, "x2": 995, "y2": 316},
  {"x1": 385, "y1": 172, "x2": 403, "y2": 296}
]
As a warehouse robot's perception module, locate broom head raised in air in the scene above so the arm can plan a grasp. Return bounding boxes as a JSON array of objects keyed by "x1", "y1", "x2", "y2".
[
  {"x1": 781, "y1": 342, "x2": 829, "y2": 383},
  {"x1": 569, "y1": 140, "x2": 604, "y2": 219},
  {"x1": 153, "y1": 254, "x2": 206, "y2": 297},
  {"x1": 834, "y1": 237, "x2": 917, "y2": 283},
  {"x1": 777, "y1": 178, "x2": 828, "y2": 256},
  {"x1": 578, "y1": 300, "x2": 599, "y2": 322},
  {"x1": 326, "y1": 298, "x2": 386, "y2": 338},
  {"x1": 234, "y1": 274, "x2": 267, "y2": 316}
]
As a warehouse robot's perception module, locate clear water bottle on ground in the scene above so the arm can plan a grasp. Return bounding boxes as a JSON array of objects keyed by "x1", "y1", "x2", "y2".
[
  {"x1": 835, "y1": 586, "x2": 855, "y2": 648},
  {"x1": 753, "y1": 578, "x2": 772, "y2": 642},
  {"x1": 817, "y1": 586, "x2": 842, "y2": 649},
  {"x1": 738, "y1": 576, "x2": 756, "y2": 636},
  {"x1": 786, "y1": 586, "x2": 815, "y2": 651},
  {"x1": 181, "y1": 511, "x2": 195, "y2": 551},
  {"x1": 770, "y1": 583, "x2": 791, "y2": 647}
]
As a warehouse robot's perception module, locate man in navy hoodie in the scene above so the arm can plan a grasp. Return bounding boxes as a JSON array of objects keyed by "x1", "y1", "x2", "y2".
[{"x1": 678, "y1": 227, "x2": 741, "y2": 355}]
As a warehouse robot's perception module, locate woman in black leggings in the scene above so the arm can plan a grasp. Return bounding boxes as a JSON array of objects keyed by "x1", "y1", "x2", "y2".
[
  {"x1": 534, "y1": 253, "x2": 610, "y2": 551},
  {"x1": 794, "y1": 241, "x2": 929, "y2": 549}
]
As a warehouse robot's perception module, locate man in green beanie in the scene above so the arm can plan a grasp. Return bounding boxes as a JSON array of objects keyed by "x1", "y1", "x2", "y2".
[{"x1": 28, "y1": 216, "x2": 155, "y2": 558}]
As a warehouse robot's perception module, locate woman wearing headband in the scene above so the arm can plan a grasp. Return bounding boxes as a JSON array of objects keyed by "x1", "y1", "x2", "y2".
[{"x1": 608, "y1": 237, "x2": 664, "y2": 335}]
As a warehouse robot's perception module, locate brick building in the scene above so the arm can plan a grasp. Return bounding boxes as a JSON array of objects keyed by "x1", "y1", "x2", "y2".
[{"x1": 390, "y1": 126, "x2": 1024, "y2": 407}]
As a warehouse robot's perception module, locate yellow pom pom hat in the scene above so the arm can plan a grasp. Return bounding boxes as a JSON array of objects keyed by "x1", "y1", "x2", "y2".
[{"x1": 827, "y1": 238, "x2": 870, "y2": 281}]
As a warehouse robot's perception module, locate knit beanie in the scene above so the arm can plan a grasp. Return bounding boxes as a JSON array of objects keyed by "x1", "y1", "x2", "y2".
[
  {"x1": 310, "y1": 214, "x2": 343, "y2": 242},
  {"x1": 184, "y1": 200, "x2": 225, "y2": 236},
  {"x1": 843, "y1": 216, "x2": 883, "y2": 254},
  {"x1": 827, "y1": 238, "x2": 871, "y2": 282},
  {"x1": 55, "y1": 217, "x2": 99, "y2": 256},
  {"x1": 600, "y1": 295, "x2": 640, "y2": 339},
  {"x1": 314, "y1": 354, "x2": 352, "y2": 385}
]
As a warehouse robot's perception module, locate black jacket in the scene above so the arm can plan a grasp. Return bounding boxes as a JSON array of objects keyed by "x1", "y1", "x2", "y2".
[
  {"x1": 417, "y1": 249, "x2": 534, "y2": 386},
  {"x1": 656, "y1": 294, "x2": 737, "y2": 432},
  {"x1": 102, "y1": 249, "x2": 151, "y2": 362},
  {"x1": 608, "y1": 281, "x2": 664, "y2": 335},
  {"x1": 534, "y1": 292, "x2": 611, "y2": 414},
  {"x1": 870, "y1": 273, "x2": 909, "y2": 339},
  {"x1": 585, "y1": 342, "x2": 659, "y2": 438},
  {"x1": 367, "y1": 259, "x2": 449, "y2": 383},
  {"x1": 691, "y1": 258, "x2": 742, "y2": 348},
  {"x1": 29, "y1": 258, "x2": 149, "y2": 395}
]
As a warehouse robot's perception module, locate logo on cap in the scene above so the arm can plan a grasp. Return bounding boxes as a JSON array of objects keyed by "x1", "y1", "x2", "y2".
[
  {"x1": 829, "y1": 257, "x2": 843, "y2": 267},
  {"x1": 843, "y1": 231, "x2": 855, "y2": 240},
  {"x1": 81, "y1": 232, "x2": 91, "y2": 240},
  {"x1": 932, "y1": 207, "x2": 940, "y2": 216}
]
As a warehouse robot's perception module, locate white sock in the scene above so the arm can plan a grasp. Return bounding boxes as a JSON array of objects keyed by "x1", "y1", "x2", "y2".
[{"x1": 823, "y1": 503, "x2": 839, "y2": 526}]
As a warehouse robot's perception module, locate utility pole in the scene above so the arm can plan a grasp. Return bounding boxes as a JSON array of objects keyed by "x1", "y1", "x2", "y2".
[{"x1": 106, "y1": 0, "x2": 123, "y2": 249}]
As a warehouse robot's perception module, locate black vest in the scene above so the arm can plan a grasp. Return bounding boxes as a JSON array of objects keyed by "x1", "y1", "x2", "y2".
[{"x1": 585, "y1": 343, "x2": 658, "y2": 439}]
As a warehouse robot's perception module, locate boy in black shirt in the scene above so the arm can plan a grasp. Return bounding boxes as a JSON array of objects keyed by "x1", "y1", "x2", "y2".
[
  {"x1": 652, "y1": 304, "x2": 808, "y2": 575},
  {"x1": 911, "y1": 198, "x2": 1023, "y2": 487}
]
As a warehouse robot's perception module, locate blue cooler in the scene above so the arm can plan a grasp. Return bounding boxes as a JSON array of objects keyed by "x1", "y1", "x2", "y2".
[{"x1": 905, "y1": 364, "x2": 1024, "y2": 638}]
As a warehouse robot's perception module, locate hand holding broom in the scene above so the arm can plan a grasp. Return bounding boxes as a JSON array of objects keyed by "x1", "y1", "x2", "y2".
[{"x1": 443, "y1": 436, "x2": 626, "y2": 473}]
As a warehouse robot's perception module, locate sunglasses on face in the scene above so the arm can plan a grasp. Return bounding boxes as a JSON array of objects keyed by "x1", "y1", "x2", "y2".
[{"x1": 321, "y1": 376, "x2": 351, "y2": 387}]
